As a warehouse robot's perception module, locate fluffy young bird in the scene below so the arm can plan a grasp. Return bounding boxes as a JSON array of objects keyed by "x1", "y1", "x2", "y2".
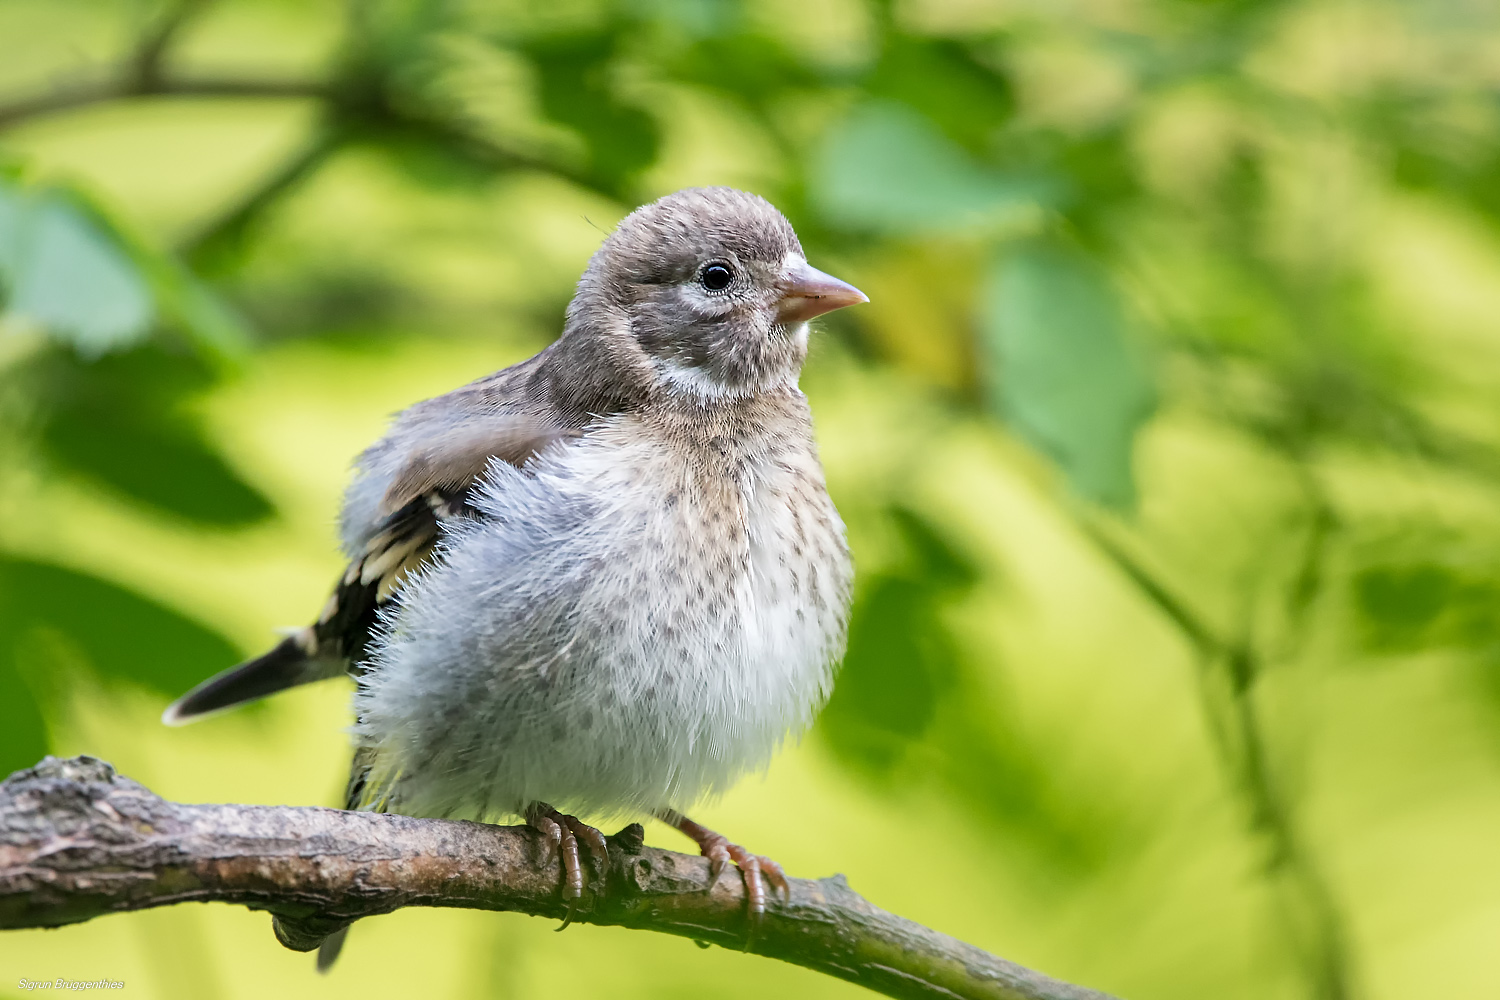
[{"x1": 164, "y1": 186, "x2": 865, "y2": 967}]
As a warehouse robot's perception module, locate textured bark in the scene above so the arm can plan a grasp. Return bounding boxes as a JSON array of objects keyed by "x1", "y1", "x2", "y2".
[{"x1": 0, "y1": 757, "x2": 1118, "y2": 1000}]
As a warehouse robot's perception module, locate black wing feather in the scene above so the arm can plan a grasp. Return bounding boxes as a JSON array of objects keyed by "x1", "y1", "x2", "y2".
[{"x1": 162, "y1": 488, "x2": 473, "y2": 725}]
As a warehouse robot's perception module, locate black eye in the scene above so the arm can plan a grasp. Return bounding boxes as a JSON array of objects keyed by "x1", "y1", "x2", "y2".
[{"x1": 700, "y1": 263, "x2": 733, "y2": 292}]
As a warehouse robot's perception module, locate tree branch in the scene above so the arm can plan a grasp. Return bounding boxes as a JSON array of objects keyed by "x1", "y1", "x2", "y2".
[
  {"x1": 132, "y1": 0, "x2": 215, "y2": 90},
  {"x1": 0, "y1": 757, "x2": 1116, "y2": 1000},
  {"x1": 182, "y1": 121, "x2": 347, "y2": 269},
  {"x1": 0, "y1": 76, "x2": 330, "y2": 131}
]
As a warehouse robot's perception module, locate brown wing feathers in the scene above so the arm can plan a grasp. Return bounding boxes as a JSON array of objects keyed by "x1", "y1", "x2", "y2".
[
  {"x1": 380, "y1": 414, "x2": 579, "y2": 516},
  {"x1": 162, "y1": 411, "x2": 577, "y2": 726}
]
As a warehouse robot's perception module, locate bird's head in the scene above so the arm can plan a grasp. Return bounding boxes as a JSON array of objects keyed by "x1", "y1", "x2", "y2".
[{"x1": 563, "y1": 187, "x2": 867, "y2": 405}]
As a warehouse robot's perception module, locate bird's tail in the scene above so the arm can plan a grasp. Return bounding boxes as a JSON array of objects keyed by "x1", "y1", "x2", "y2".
[
  {"x1": 161, "y1": 631, "x2": 343, "y2": 725},
  {"x1": 316, "y1": 926, "x2": 350, "y2": 974}
]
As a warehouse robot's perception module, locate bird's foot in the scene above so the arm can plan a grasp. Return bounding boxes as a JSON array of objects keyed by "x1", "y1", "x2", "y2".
[
  {"x1": 525, "y1": 802, "x2": 608, "y2": 924},
  {"x1": 657, "y1": 810, "x2": 789, "y2": 918}
]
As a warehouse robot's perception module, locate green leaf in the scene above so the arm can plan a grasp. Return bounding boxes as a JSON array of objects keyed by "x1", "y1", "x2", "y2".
[
  {"x1": 814, "y1": 507, "x2": 1104, "y2": 866},
  {"x1": 0, "y1": 558, "x2": 242, "y2": 775},
  {"x1": 0, "y1": 654, "x2": 49, "y2": 782},
  {"x1": 0, "y1": 558, "x2": 242, "y2": 696},
  {"x1": 889, "y1": 504, "x2": 979, "y2": 591},
  {"x1": 812, "y1": 102, "x2": 1059, "y2": 235},
  {"x1": 137, "y1": 253, "x2": 253, "y2": 364},
  {"x1": 864, "y1": 36, "x2": 1015, "y2": 155},
  {"x1": 819, "y1": 574, "x2": 958, "y2": 774},
  {"x1": 519, "y1": 31, "x2": 660, "y2": 191},
  {"x1": 818, "y1": 506, "x2": 973, "y2": 774},
  {"x1": 32, "y1": 345, "x2": 275, "y2": 527},
  {"x1": 982, "y1": 239, "x2": 1156, "y2": 508},
  {"x1": 672, "y1": 33, "x2": 821, "y2": 107},
  {"x1": 42, "y1": 405, "x2": 276, "y2": 526},
  {"x1": 0, "y1": 179, "x2": 154, "y2": 356},
  {"x1": 1350, "y1": 562, "x2": 1500, "y2": 654},
  {"x1": 930, "y1": 701, "x2": 1109, "y2": 871},
  {"x1": 0, "y1": 172, "x2": 250, "y2": 364},
  {"x1": 1353, "y1": 564, "x2": 1454, "y2": 646}
]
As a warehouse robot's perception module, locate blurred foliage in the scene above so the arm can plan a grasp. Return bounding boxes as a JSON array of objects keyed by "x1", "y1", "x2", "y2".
[
  {"x1": 822, "y1": 505, "x2": 973, "y2": 772},
  {"x1": 0, "y1": 556, "x2": 241, "y2": 771},
  {"x1": 983, "y1": 238, "x2": 1154, "y2": 506},
  {"x1": 0, "y1": 173, "x2": 154, "y2": 355},
  {"x1": 30, "y1": 344, "x2": 275, "y2": 525},
  {"x1": 4, "y1": 0, "x2": 1500, "y2": 998}
]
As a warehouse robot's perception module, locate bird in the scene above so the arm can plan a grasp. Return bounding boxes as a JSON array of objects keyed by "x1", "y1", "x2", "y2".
[{"x1": 162, "y1": 186, "x2": 866, "y2": 970}]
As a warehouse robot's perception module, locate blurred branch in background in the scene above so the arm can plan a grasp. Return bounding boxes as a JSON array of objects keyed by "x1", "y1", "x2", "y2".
[
  {"x1": 0, "y1": 75, "x2": 328, "y2": 131},
  {"x1": 0, "y1": 0, "x2": 325, "y2": 130},
  {"x1": 0, "y1": 757, "x2": 1118, "y2": 1000},
  {"x1": 1074, "y1": 508, "x2": 1351, "y2": 1000}
]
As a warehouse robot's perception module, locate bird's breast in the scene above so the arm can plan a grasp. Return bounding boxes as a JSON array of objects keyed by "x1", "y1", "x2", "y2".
[
  {"x1": 353, "y1": 400, "x2": 853, "y2": 818},
  {"x1": 535, "y1": 405, "x2": 853, "y2": 786},
  {"x1": 570, "y1": 405, "x2": 852, "y2": 675}
]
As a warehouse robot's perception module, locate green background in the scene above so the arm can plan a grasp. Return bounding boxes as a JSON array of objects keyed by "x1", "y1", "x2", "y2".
[{"x1": 3, "y1": 0, "x2": 1500, "y2": 997}]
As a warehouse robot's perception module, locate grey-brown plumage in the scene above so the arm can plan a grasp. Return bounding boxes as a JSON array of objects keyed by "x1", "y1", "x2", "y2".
[{"x1": 163, "y1": 187, "x2": 867, "y2": 970}]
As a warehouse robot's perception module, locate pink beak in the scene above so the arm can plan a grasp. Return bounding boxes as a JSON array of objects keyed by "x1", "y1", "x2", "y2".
[{"x1": 776, "y1": 258, "x2": 868, "y2": 324}]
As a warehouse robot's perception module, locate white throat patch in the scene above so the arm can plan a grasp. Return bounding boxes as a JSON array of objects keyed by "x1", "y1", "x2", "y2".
[{"x1": 652, "y1": 322, "x2": 809, "y2": 402}]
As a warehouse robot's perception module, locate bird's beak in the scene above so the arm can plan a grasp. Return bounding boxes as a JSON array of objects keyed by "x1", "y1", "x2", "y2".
[{"x1": 776, "y1": 258, "x2": 868, "y2": 324}]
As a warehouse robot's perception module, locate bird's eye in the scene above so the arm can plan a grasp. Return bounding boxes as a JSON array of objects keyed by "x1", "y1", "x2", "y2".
[{"x1": 700, "y1": 263, "x2": 733, "y2": 292}]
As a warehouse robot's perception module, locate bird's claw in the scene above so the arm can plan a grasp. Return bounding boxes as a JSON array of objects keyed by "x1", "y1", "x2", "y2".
[
  {"x1": 704, "y1": 842, "x2": 730, "y2": 886},
  {"x1": 528, "y1": 809, "x2": 563, "y2": 868},
  {"x1": 663, "y1": 813, "x2": 790, "y2": 920},
  {"x1": 526, "y1": 802, "x2": 608, "y2": 923},
  {"x1": 562, "y1": 814, "x2": 611, "y2": 882},
  {"x1": 715, "y1": 839, "x2": 788, "y2": 918}
]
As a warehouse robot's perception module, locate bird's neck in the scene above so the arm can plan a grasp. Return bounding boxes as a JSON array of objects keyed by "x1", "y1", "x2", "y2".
[{"x1": 534, "y1": 314, "x2": 807, "y2": 423}]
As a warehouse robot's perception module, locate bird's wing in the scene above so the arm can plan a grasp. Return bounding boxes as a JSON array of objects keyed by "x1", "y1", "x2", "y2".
[
  {"x1": 378, "y1": 416, "x2": 578, "y2": 517},
  {"x1": 164, "y1": 391, "x2": 582, "y2": 724},
  {"x1": 298, "y1": 408, "x2": 581, "y2": 665},
  {"x1": 320, "y1": 362, "x2": 584, "y2": 666}
]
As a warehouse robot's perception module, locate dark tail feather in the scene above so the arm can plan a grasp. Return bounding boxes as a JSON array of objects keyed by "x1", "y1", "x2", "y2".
[
  {"x1": 316, "y1": 926, "x2": 351, "y2": 974},
  {"x1": 162, "y1": 633, "x2": 340, "y2": 725}
]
